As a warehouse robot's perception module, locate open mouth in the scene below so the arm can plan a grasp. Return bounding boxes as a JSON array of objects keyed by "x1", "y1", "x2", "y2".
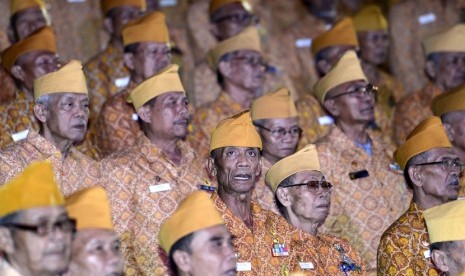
[
  {"x1": 174, "y1": 118, "x2": 189, "y2": 125},
  {"x1": 234, "y1": 174, "x2": 252, "y2": 181},
  {"x1": 72, "y1": 123, "x2": 86, "y2": 129}
]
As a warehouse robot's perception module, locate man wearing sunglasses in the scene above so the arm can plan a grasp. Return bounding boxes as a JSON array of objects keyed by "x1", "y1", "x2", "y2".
[
  {"x1": 314, "y1": 50, "x2": 410, "y2": 274},
  {"x1": 0, "y1": 161, "x2": 75, "y2": 276},
  {"x1": 378, "y1": 116, "x2": 462, "y2": 275}
]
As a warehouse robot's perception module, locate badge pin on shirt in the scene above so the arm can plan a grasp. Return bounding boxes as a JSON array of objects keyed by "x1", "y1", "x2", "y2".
[{"x1": 272, "y1": 238, "x2": 289, "y2": 257}]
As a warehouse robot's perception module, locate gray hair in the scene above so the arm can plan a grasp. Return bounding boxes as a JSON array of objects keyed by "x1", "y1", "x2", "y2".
[{"x1": 35, "y1": 94, "x2": 51, "y2": 109}]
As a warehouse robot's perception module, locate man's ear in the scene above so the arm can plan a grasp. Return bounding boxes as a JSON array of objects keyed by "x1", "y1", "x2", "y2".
[
  {"x1": 323, "y1": 99, "x2": 339, "y2": 117},
  {"x1": 425, "y1": 59, "x2": 437, "y2": 80},
  {"x1": 206, "y1": 157, "x2": 217, "y2": 179},
  {"x1": 255, "y1": 157, "x2": 262, "y2": 178},
  {"x1": 431, "y1": 249, "x2": 449, "y2": 273},
  {"x1": 276, "y1": 187, "x2": 292, "y2": 208},
  {"x1": 0, "y1": 227, "x2": 15, "y2": 255},
  {"x1": 407, "y1": 165, "x2": 423, "y2": 188},
  {"x1": 10, "y1": 65, "x2": 25, "y2": 81},
  {"x1": 218, "y1": 60, "x2": 231, "y2": 78},
  {"x1": 123, "y1": 53, "x2": 135, "y2": 71},
  {"x1": 316, "y1": 59, "x2": 332, "y2": 75},
  {"x1": 443, "y1": 122, "x2": 455, "y2": 143},
  {"x1": 210, "y1": 23, "x2": 220, "y2": 39},
  {"x1": 172, "y1": 250, "x2": 192, "y2": 273},
  {"x1": 33, "y1": 103, "x2": 48, "y2": 123},
  {"x1": 137, "y1": 106, "x2": 151, "y2": 124},
  {"x1": 103, "y1": 17, "x2": 114, "y2": 35}
]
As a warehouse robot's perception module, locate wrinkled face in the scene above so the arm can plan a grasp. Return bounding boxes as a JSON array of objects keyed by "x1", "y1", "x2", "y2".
[
  {"x1": 142, "y1": 92, "x2": 190, "y2": 140},
  {"x1": 7, "y1": 206, "x2": 73, "y2": 275},
  {"x1": 69, "y1": 229, "x2": 123, "y2": 276},
  {"x1": 12, "y1": 7, "x2": 47, "y2": 41},
  {"x1": 186, "y1": 225, "x2": 237, "y2": 276},
  {"x1": 283, "y1": 171, "x2": 331, "y2": 226},
  {"x1": 445, "y1": 111, "x2": 465, "y2": 152},
  {"x1": 357, "y1": 30, "x2": 389, "y2": 65},
  {"x1": 324, "y1": 80, "x2": 375, "y2": 124},
  {"x1": 256, "y1": 118, "x2": 300, "y2": 162},
  {"x1": 211, "y1": 2, "x2": 257, "y2": 40},
  {"x1": 131, "y1": 42, "x2": 172, "y2": 79},
  {"x1": 43, "y1": 93, "x2": 90, "y2": 143},
  {"x1": 108, "y1": 5, "x2": 142, "y2": 39},
  {"x1": 221, "y1": 50, "x2": 266, "y2": 93},
  {"x1": 14, "y1": 51, "x2": 59, "y2": 91},
  {"x1": 432, "y1": 52, "x2": 465, "y2": 91},
  {"x1": 301, "y1": 0, "x2": 337, "y2": 21},
  {"x1": 213, "y1": 147, "x2": 261, "y2": 194}
]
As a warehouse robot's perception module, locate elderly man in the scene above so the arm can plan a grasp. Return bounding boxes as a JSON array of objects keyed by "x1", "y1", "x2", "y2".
[
  {"x1": 0, "y1": 26, "x2": 58, "y2": 148},
  {"x1": 250, "y1": 88, "x2": 300, "y2": 212},
  {"x1": 424, "y1": 199, "x2": 465, "y2": 276},
  {"x1": 0, "y1": 161, "x2": 75, "y2": 275},
  {"x1": 102, "y1": 64, "x2": 209, "y2": 275},
  {"x1": 65, "y1": 187, "x2": 123, "y2": 276},
  {"x1": 0, "y1": 60, "x2": 101, "y2": 196},
  {"x1": 377, "y1": 116, "x2": 461, "y2": 275},
  {"x1": 159, "y1": 191, "x2": 237, "y2": 276},
  {"x1": 95, "y1": 11, "x2": 171, "y2": 156},
  {"x1": 266, "y1": 144, "x2": 364, "y2": 275},
  {"x1": 313, "y1": 50, "x2": 410, "y2": 273},
  {"x1": 393, "y1": 24, "x2": 465, "y2": 145}
]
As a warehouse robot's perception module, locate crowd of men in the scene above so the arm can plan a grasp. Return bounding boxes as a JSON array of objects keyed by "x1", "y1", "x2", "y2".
[{"x1": 1, "y1": 0, "x2": 465, "y2": 275}]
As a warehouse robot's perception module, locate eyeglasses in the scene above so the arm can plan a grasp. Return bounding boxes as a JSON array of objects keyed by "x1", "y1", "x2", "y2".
[
  {"x1": 414, "y1": 158, "x2": 465, "y2": 172},
  {"x1": 4, "y1": 218, "x2": 77, "y2": 237},
  {"x1": 232, "y1": 55, "x2": 268, "y2": 68},
  {"x1": 214, "y1": 13, "x2": 259, "y2": 25},
  {"x1": 253, "y1": 124, "x2": 302, "y2": 138},
  {"x1": 282, "y1": 180, "x2": 333, "y2": 193},
  {"x1": 328, "y1": 84, "x2": 378, "y2": 100}
]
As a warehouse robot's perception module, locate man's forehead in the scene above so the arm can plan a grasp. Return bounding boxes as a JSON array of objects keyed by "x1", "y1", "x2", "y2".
[
  {"x1": 424, "y1": 147, "x2": 456, "y2": 160},
  {"x1": 293, "y1": 170, "x2": 324, "y2": 181},
  {"x1": 52, "y1": 92, "x2": 88, "y2": 101},
  {"x1": 19, "y1": 206, "x2": 67, "y2": 221}
]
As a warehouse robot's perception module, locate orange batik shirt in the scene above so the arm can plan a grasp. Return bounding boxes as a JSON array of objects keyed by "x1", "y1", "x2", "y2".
[
  {"x1": 316, "y1": 126, "x2": 411, "y2": 273},
  {"x1": 252, "y1": 157, "x2": 278, "y2": 214},
  {"x1": 0, "y1": 130, "x2": 101, "y2": 196},
  {"x1": 296, "y1": 94, "x2": 331, "y2": 148},
  {"x1": 377, "y1": 201, "x2": 439, "y2": 276},
  {"x1": 102, "y1": 135, "x2": 213, "y2": 276}
]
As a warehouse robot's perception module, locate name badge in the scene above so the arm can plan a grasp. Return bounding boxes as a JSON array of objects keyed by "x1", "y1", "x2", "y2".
[
  {"x1": 418, "y1": 13, "x2": 436, "y2": 25},
  {"x1": 295, "y1": 38, "x2": 312, "y2": 48},
  {"x1": 299, "y1": 262, "x2": 314, "y2": 270},
  {"x1": 423, "y1": 249, "x2": 431, "y2": 258},
  {"x1": 11, "y1": 129, "x2": 29, "y2": 142},
  {"x1": 236, "y1": 262, "x2": 252, "y2": 271},
  {"x1": 149, "y1": 183, "x2": 171, "y2": 193},
  {"x1": 132, "y1": 113, "x2": 139, "y2": 121},
  {"x1": 159, "y1": 0, "x2": 177, "y2": 6},
  {"x1": 349, "y1": 170, "x2": 369, "y2": 180},
  {"x1": 318, "y1": 116, "x2": 334, "y2": 126},
  {"x1": 114, "y1": 76, "x2": 130, "y2": 88}
]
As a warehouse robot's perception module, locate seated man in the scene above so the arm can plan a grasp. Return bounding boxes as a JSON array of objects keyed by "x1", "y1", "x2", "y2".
[
  {"x1": 159, "y1": 191, "x2": 236, "y2": 276},
  {"x1": 65, "y1": 186, "x2": 123, "y2": 276},
  {"x1": 266, "y1": 144, "x2": 364, "y2": 274},
  {"x1": 0, "y1": 60, "x2": 101, "y2": 196},
  {"x1": 424, "y1": 199, "x2": 465, "y2": 276},
  {"x1": 377, "y1": 116, "x2": 461, "y2": 275},
  {"x1": 0, "y1": 161, "x2": 75, "y2": 275},
  {"x1": 250, "y1": 87, "x2": 300, "y2": 212}
]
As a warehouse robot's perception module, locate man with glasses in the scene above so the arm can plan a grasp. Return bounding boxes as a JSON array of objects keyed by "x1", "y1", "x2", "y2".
[
  {"x1": 314, "y1": 50, "x2": 410, "y2": 274},
  {"x1": 0, "y1": 161, "x2": 75, "y2": 276},
  {"x1": 377, "y1": 116, "x2": 461, "y2": 275},
  {"x1": 250, "y1": 87, "x2": 300, "y2": 213},
  {"x1": 266, "y1": 144, "x2": 364, "y2": 274}
]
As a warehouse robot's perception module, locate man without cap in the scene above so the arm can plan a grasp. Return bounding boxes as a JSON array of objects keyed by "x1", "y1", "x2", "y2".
[
  {"x1": 266, "y1": 145, "x2": 365, "y2": 275},
  {"x1": 159, "y1": 191, "x2": 237, "y2": 276},
  {"x1": 393, "y1": 24, "x2": 465, "y2": 145},
  {"x1": 0, "y1": 161, "x2": 75, "y2": 276},
  {"x1": 65, "y1": 187, "x2": 123, "y2": 276},
  {"x1": 250, "y1": 88, "x2": 300, "y2": 213},
  {"x1": 95, "y1": 11, "x2": 172, "y2": 157},
  {"x1": 102, "y1": 64, "x2": 210, "y2": 275},
  {"x1": 378, "y1": 116, "x2": 462, "y2": 275},
  {"x1": 0, "y1": 60, "x2": 101, "y2": 197},
  {"x1": 424, "y1": 199, "x2": 465, "y2": 276},
  {"x1": 314, "y1": 50, "x2": 410, "y2": 273}
]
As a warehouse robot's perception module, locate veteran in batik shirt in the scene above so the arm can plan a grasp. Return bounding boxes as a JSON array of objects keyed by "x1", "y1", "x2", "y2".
[
  {"x1": 267, "y1": 145, "x2": 365, "y2": 275},
  {"x1": 0, "y1": 60, "x2": 101, "y2": 197},
  {"x1": 250, "y1": 88, "x2": 300, "y2": 213},
  {"x1": 393, "y1": 24, "x2": 465, "y2": 145},
  {"x1": 313, "y1": 50, "x2": 410, "y2": 274},
  {"x1": 377, "y1": 117, "x2": 461, "y2": 275},
  {"x1": 101, "y1": 64, "x2": 210, "y2": 276},
  {"x1": 95, "y1": 11, "x2": 171, "y2": 157}
]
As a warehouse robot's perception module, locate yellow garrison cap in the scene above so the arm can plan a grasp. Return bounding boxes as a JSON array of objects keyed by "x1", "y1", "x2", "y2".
[
  {"x1": 432, "y1": 85, "x2": 465, "y2": 116},
  {"x1": 210, "y1": 110, "x2": 262, "y2": 153},
  {"x1": 314, "y1": 50, "x2": 367, "y2": 103},
  {"x1": 0, "y1": 161, "x2": 64, "y2": 218},
  {"x1": 34, "y1": 59, "x2": 87, "y2": 100},
  {"x1": 311, "y1": 17, "x2": 359, "y2": 55},
  {"x1": 66, "y1": 187, "x2": 113, "y2": 231},
  {"x1": 251, "y1": 88, "x2": 297, "y2": 120},
  {"x1": 101, "y1": 0, "x2": 145, "y2": 15},
  {"x1": 209, "y1": 0, "x2": 252, "y2": 15},
  {"x1": 159, "y1": 191, "x2": 224, "y2": 253},
  {"x1": 11, "y1": 0, "x2": 45, "y2": 16},
  {"x1": 123, "y1": 11, "x2": 169, "y2": 46},
  {"x1": 266, "y1": 144, "x2": 320, "y2": 193},
  {"x1": 1, "y1": 26, "x2": 56, "y2": 73},
  {"x1": 208, "y1": 26, "x2": 261, "y2": 70},
  {"x1": 352, "y1": 5, "x2": 388, "y2": 32},
  {"x1": 423, "y1": 24, "x2": 465, "y2": 56},
  {"x1": 127, "y1": 64, "x2": 185, "y2": 111},
  {"x1": 394, "y1": 116, "x2": 452, "y2": 170},
  {"x1": 424, "y1": 199, "x2": 465, "y2": 244}
]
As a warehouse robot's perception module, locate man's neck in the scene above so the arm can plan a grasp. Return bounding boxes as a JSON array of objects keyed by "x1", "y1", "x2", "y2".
[
  {"x1": 223, "y1": 82, "x2": 258, "y2": 109},
  {"x1": 285, "y1": 212, "x2": 319, "y2": 236},
  {"x1": 361, "y1": 61, "x2": 380, "y2": 84},
  {"x1": 145, "y1": 132, "x2": 182, "y2": 165},
  {"x1": 336, "y1": 120, "x2": 370, "y2": 145},
  {"x1": 262, "y1": 152, "x2": 279, "y2": 166},
  {"x1": 218, "y1": 188, "x2": 254, "y2": 230},
  {"x1": 414, "y1": 190, "x2": 448, "y2": 210},
  {"x1": 39, "y1": 129, "x2": 73, "y2": 157},
  {"x1": 108, "y1": 37, "x2": 124, "y2": 52}
]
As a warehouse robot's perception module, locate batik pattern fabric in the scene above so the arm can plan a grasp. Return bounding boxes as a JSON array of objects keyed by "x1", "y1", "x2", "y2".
[
  {"x1": 252, "y1": 157, "x2": 278, "y2": 214},
  {"x1": 296, "y1": 94, "x2": 331, "y2": 148}
]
